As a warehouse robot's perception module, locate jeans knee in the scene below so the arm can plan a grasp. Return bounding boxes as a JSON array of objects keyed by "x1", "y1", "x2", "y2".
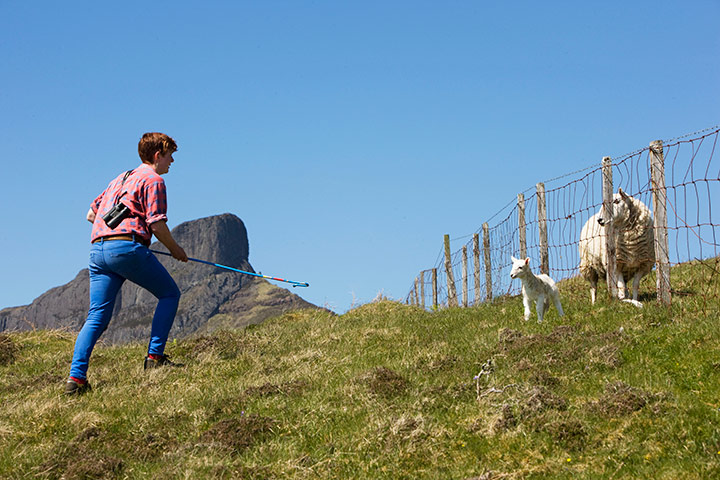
[{"x1": 166, "y1": 283, "x2": 181, "y2": 302}]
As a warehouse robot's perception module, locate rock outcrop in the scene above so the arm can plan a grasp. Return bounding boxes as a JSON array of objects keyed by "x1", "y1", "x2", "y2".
[{"x1": 0, "y1": 213, "x2": 319, "y2": 343}]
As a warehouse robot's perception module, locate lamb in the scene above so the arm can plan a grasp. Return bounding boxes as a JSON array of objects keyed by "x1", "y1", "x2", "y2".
[
  {"x1": 578, "y1": 188, "x2": 655, "y2": 307},
  {"x1": 510, "y1": 256, "x2": 564, "y2": 323}
]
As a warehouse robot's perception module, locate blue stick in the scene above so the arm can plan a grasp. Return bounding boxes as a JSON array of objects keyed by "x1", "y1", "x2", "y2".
[{"x1": 150, "y1": 249, "x2": 309, "y2": 288}]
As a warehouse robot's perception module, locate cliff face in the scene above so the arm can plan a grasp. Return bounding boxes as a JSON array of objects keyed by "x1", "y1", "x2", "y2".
[{"x1": 0, "y1": 213, "x2": 319, "y2": 343}]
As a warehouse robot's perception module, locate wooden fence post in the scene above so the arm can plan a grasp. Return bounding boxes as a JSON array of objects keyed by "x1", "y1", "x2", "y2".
[
  {"x1": 483, "y1": 223, "x2": 492, "y2": 302},
  {"x1": 432, "y1": 268, "x2": 438, "y2": 309},
  {"x1": 473, "y1": 233, "x2": 481, "y2": 305},
  {"x1": 602, "y1": 156, "x2": 619, "y2": 298},
  {"x1": 462, "y1": 246, "x2": 468, "y2": 307},
  {"x1": 650, "y1": 140, "x2": 671, "y2": 305},
  {"x1": 419, "y1": 270, "x2": 425, "y2": 308},
  {"x1": 518, "y1": 193, "x2": 527, "y2": 260},
  {"x1": 536, "y1": 183, "x2": 549, "y2": 275},
  {"x1": 414, "y1": 277, "x2": 419, "y2": 306},
  {"x1": 444, "y1": 234, "x2": 458, "y2": 307}
]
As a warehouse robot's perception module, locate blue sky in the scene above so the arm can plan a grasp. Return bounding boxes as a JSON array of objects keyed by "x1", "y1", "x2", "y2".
[{"x1": 1, "y1": 1, "x2": 718, "y2": 313}]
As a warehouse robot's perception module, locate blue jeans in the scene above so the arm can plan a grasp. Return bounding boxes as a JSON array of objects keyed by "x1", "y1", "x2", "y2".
[{"x1": 69, "y1": 240, "x2": 181, "y2": 380}]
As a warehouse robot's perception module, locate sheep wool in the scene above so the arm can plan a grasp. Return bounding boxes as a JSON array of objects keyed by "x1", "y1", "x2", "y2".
[{"x1": 578, "y1": 189, "x2": 655, "y2": 304}]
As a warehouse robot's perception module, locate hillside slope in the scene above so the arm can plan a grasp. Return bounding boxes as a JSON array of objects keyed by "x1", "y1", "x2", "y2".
[{"x1": 1, "y1": 258, "x2": 719, "y2": 479}]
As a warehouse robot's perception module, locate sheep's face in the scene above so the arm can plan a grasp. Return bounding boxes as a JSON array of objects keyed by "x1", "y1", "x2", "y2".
[
  {"x1": 597, "y1": 189, "x2": 631, "y2": 227},
  {"x1": 510, "y1": 256, "x2": 530, "y2": 279}
]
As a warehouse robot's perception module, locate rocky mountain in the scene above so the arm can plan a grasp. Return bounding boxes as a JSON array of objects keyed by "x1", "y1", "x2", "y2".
[{"x1": 0, "y1": 213, "x2": 320, "y2": 343}]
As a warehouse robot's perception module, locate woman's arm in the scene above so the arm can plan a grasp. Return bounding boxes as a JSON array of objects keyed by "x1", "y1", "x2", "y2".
[{"x1": 150, "y1": 220, "x2": 188, "y2": 262}]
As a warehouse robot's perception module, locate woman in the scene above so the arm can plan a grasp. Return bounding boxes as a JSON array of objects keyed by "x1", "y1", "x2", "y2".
[{"x1": 65, "y1": 132, "x2": 188, "y2": 395}]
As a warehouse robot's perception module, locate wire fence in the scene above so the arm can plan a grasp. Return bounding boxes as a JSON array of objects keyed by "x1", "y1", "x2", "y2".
[{"x1": 406, "y1": 126, "x2": 720, "y2": 308}]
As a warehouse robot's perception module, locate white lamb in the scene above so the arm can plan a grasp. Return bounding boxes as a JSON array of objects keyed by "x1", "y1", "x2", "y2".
[
  {"x1": 578, "y1": 188, "x2": 655, "y2": 307},
  {"x1": 510, "y1": 256, "x2": 564, "y2": 323}
]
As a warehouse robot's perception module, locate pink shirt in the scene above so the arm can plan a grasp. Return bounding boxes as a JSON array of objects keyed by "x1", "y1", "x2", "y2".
[{"x1": 90, "y1": 163, "x2": 168, "y2": 244}]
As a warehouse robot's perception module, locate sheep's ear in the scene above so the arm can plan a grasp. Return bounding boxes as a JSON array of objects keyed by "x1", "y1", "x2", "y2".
[
  {"x1": 525, "y1": 258, "x2": 530, "y2": 265},
  {"x1": 619, "y1": 188, "x2": 629, "y2": 200},
  {"x1": 511, "y1": 256, "x2": 518, "y2": 262}
]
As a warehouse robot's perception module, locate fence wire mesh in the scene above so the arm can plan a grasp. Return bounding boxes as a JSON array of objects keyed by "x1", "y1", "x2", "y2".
[{"x1": 407, "y1": 126, "x2": 720, "y2": 308}]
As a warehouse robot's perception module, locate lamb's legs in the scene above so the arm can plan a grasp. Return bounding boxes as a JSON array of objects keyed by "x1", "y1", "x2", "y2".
[
  {"x1": 523, "y1": 294, "x2": 532, "y2": 321},
  {"x1": 536, "y1": 293, "x2": 546, "y2": 323},
  {"x1": 552, "y1": 293, "x2": 564, "y2": 317}
]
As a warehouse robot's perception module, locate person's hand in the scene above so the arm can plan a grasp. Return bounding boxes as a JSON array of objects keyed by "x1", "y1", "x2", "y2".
[{"x1": 172, "y1": 246, "x2": 188, "y2": 262}]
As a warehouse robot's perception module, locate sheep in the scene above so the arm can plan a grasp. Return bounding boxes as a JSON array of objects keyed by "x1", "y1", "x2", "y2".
[
  {"x1": 578, "y1": 188, "x2": 655, "y2": 307},
  {"x1": 510, "y1": 256, "x2": 564, "y2": 323}
]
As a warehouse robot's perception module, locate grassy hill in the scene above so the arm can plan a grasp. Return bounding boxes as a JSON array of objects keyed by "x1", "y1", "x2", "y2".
[{"x1": 1, "y1": 258, "x2": 720, "y2": 479}]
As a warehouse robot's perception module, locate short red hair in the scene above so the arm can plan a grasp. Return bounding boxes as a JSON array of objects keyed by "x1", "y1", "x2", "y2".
[{"x1": 138, "y1": 132, "x2": 177, "y2": 163}]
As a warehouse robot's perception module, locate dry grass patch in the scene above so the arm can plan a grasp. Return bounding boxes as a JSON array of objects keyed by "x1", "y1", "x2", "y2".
[
  {"x1": 588, "y1": 381, "x2": 654, "y2": 416},
  {"x1": 175, "y1": 332, "x2": 247, "y2": 361},
  {"x1": 415, "y1": 353, "x2": 459, "y2": 372},
  {"x1": 4, "y1": 372, "x2": 64, "y2": 393},
  {"x1": 587, "y1": 344, "x2": 624, "y2": 369},
  {"x1": 492, "y1": 404, "x2": 517, "y2": 433},
  {"x1": 0, "y1": 334, "x2": 17, "y2": 366},
  {"x1": 358, "y1": 366, "x2": 409, "y2": 398},
  {"x1": 517, "y1": 386, "x2": 568, "y2": 419},
  {"x1": 201, "y1": 415, "x2": 277, "y2": 455},
  {"x1": 382, "y1": 414, "x2": 430, "y2": 448},
  {"x1": 540, "y1": 417, "x2": 587, "y2": 451},
  {"x1": 243, "y1": 379, "x2": 309, "y2": 398},
  {"x1": 37, "y1": 426, "x2": 125, "y2": 480}
]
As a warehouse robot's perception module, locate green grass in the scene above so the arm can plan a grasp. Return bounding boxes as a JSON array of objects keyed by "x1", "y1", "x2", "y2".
[{"x1": 1, "y1": 257, "x2": 720, "y2": 479}]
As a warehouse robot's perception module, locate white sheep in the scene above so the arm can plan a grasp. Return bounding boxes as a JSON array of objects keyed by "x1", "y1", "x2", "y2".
[
  {"x1": 510, "y1": 256, "x2": 564, "y2": 323},
  {"x1": 578, "y1": 188, "x2": 655, "y2": 307}
]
